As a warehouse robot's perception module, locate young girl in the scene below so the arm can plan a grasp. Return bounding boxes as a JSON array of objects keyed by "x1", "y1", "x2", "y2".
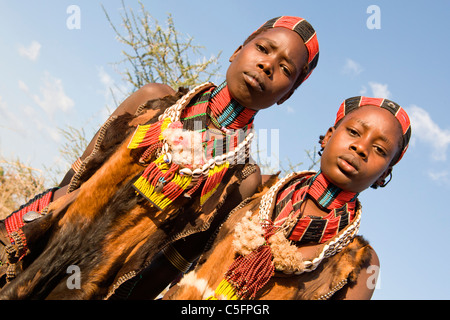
[
  {"x1": 0, "y1": 16, "x2": 319, "y2": 299},
  {"x1": 165, "y1": 96, "x2": 411, "y2": 300}
]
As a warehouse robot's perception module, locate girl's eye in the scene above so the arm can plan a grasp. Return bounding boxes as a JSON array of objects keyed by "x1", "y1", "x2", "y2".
[
  {"x1": 256, "y1": 44, "x2": 268, "y2": 53},
  {"x1": 374, "y1": 145, "x2": 387, "y2": 157},
  {"x1": 347, "y1": 127, "x2": 359, "y2": 137},
  {"x1": 281, "y1": 65, "x2": 292, "y2": 77}
]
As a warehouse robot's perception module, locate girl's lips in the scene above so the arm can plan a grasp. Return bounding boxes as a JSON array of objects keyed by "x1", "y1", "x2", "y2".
[
  {"x1": 243, "y1": 72, "x2": 265, "y2": 92},
  {"x1": 337, "y1": 155, "x2": 359, "y2": 175}
]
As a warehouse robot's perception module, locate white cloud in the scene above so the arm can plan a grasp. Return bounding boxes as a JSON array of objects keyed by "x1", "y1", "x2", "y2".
[
  {"x1": 18, "y1": 80, "x2": 29, "y2": 92},
  {"x1": 428, "y1": 170, "x2": 449, "y2": 182},
  {"x1": 359, "y1": 85, "x2": 367, "y2": 95},
  {"x1": 45, "y1": 126, "x2": 61, "y2": 142},
  {"x1": 19, "y1": 72, "x2": 74, "y2": 118},
  {"x1": 98, "y1": 66, "x2": 114, "y2": 88},
  {"x1": 0, "y1": 96, "x2": 25, "y2": 133},
  {"x1": 18, "y1": 40, "x2": 41, "y2": 61},
  {"x1": 368, "y1": 82, "x2": 391, "y2": 99},
  {"x1": 343, "y1": 59, "x2": 363, "y2": 76},
  {"x1": 97, "y1": 66, "x2": 128, "y2": 119},
  {"x1": 286, "y1": 105, "x2": 295, "y2": 114},
  {"x1": 360, "y1": 82, "x2": 391, "y2": 99},
  {"x1": 406, "y1": 105, "x2": 450, "y2": 161},
  {"x1": 0, "y1": 96, "x2": 14, "y2": 122}
]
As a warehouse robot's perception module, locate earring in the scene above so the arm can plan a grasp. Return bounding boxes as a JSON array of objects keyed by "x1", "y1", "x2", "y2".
[
  {"x1": 380, "y1": 171, "x2": 393, "y2": 188},
  {"x1": 370, "y1": 171, "x2": 393, "y2": 189},
  {"x1": 376, "y1": 171, "x2": 393, "y2": 188}
]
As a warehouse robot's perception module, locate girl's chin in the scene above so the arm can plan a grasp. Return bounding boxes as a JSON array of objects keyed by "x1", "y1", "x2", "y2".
[{"x1": 321, "y1": 168, "x2": 356, "y2": 192}]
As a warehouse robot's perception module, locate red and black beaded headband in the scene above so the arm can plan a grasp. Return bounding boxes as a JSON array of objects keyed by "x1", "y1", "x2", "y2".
[
  {"x1": 257, "y1": 16, "x2": 319, "y2": 84},
  {"x1": 335, "y1": 96, "x2": 411, "y2": 164}
]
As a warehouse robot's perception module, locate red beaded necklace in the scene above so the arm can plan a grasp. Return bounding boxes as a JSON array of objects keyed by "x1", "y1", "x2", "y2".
[
  {"x1": 274, "y1": 171, "x2": 358, "y2": 244},
  {"x1": 128, "y1": 82, "x2": 257, "y2": 211},
  {"x1": 180, "y1": 81, "x2": 257, "y2": 132},
  {"x1": 221, "y1": 171, "x2": 359, "y2": 300}
]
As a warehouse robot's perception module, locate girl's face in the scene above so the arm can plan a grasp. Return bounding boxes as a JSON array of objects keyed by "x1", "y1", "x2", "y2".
[
  {"x1": 226, "y1": 27, "x2": 308, "y2": 111},
  {"x1": 320, "y1": 106, "x2": 403, "y2": 193}
]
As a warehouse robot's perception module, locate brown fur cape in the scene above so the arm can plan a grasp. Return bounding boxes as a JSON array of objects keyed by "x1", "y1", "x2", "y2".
[
  {"x1": 166, "y1": 176, "x2": 373, "y2": 300},
  {"x1": 0, "y1": 88, "x2": 255, "y2": 299}
]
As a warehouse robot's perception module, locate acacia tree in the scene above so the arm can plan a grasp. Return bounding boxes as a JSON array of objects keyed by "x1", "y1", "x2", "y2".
[
  {"x1": 103, "y1": 0, "x2": 222, "y2": 91},
  {"x1": 0, "y1": 159, "x2": 46, "y2": 218}
]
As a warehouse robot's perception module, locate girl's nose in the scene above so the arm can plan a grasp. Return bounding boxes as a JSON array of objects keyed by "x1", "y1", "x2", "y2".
[
  {"x1": 350, "y1": 141, "x2": 368, "y2": 160},
  {"x1": 257, "y1": 60, "x2": 273, "y2": 77}
]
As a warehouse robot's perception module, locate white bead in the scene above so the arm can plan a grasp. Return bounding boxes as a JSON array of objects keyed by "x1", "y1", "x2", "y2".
[
  {"x1": 236, "y1": 142, "x2": 245, "y2": 152},
  {"x1": 179, "y1": 168, "x2": 193, "y2": 176},
  {"x1": 202, "y1": 163, "x2": 210, "y2": 175},
  {"x1": 226, "y1": 151, "x2": 235, "y2": 161},
  {"x1": 208, "y1": 158, "x2": 216, "y2": 169},
  {"x1": 192, "y1": 168, "x2": 202, "y2": 178},
  {"x1": 214, "y1": 156, "x2": 223, "y2": 165},
  {"x1": 163, "y1": 153, "x2": 172, "y2": 164}
]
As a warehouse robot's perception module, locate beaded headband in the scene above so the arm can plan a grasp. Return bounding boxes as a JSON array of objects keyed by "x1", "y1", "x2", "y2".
[
  {"x1": 257, "y1": 16, "x2": 319, "y2": 83},
  {"x1": 335, "y1": 96, "x2": 411, "y2": 164}
]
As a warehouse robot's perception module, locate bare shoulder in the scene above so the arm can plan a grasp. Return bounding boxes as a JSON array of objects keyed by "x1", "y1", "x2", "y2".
[
  {"x1": 333, "y1": 245, "x2": 380, "y2": 300},
  {"x1": 367, "y1": 246, "x2": 380, "y2": 268},
  {"x1": 112, "y1": 83, "x2": 176, "y2": 117},
  {"x1": 238, "y1": 164, "x2": 262, "y2": 200},
  {"x1": 219, "y1": 164, "x2": 262, "y2": 215},
  {"x1": 139, "y1": 83, "x2": 176, "y2": 98}
]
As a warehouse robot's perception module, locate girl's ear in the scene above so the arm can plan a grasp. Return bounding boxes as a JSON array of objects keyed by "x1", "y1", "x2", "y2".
[
  {"x1": 373, "y1": 167, "x2": 393, "y2": 188},
  {"x1": 229, "y1": 45, "x2": 243, "y2": 62},
  {"x1": 321, "y1": 127, "x2": 335, "y2": 148}
]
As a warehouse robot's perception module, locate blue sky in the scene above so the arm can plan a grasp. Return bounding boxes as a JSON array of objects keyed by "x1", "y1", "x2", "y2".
[{"x1": 1, "y1": 0, "x2": 449, "y2": 299}]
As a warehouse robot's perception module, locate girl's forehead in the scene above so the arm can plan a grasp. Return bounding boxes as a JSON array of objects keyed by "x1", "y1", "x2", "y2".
[
  {"x1": 252, "y1": 28, "x2": 308, "y2": 64},
  {"x1": 253, "y1": 27, "x2": 304, "y2": 44},
  {"x1": 344, "y1": 105, "x2": 396, "y2": 123},
  {"x1": 343, "y1": 105, "x2": 403, "y2": 140}
]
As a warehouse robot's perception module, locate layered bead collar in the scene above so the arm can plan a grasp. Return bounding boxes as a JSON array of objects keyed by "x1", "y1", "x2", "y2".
[
  {"x1": 180, "y1": 81, "x2": 257, "y2": 132},
  {"x1": 274, "y1": 170, "x2": 359, "y2": 244}
]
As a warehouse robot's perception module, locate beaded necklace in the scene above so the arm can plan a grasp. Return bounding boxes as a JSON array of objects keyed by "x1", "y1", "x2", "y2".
[
  {"x1": 179, "y1": 81, "x2": 257, "y2": 132},
  {"x1": 127, "y1": 82, "x2": 257, "y2": 210},
  {"x1": 208, "y1": 81, "x2": 257, "y2": 130},
  {"x1": 208, "y1": 171, "x2": 361, "y2": 300},
  {"x1": 273, "y1": 170, "x2": 358, "y2": 244}
]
